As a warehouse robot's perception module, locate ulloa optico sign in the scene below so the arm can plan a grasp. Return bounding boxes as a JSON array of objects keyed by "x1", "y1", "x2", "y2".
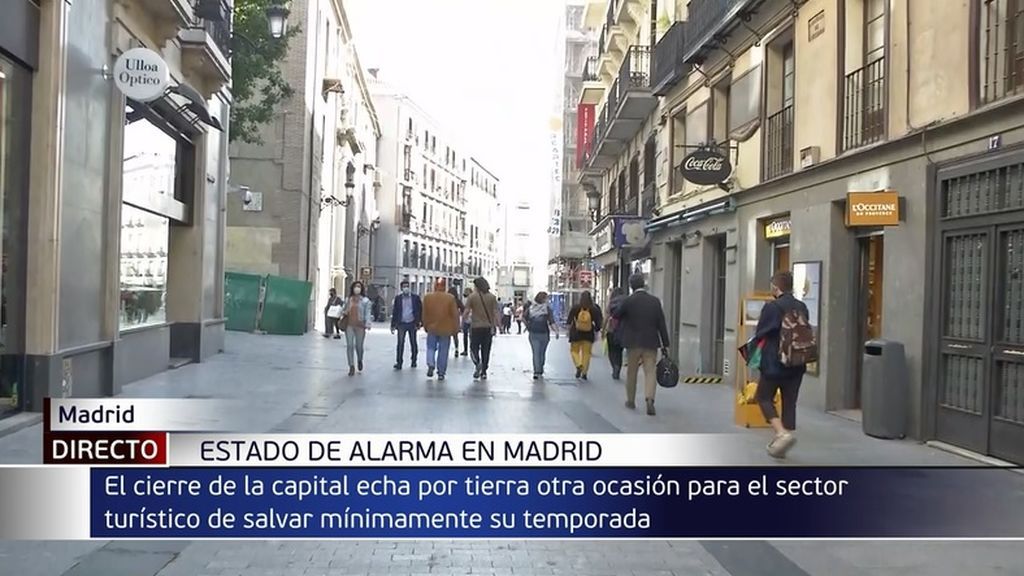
[
  {"x1": 680, "y1": 149, "x2": 732, "y2": 186},
  {"x1": 113, "y1": 48, "x2": 170, "y2": 103}
]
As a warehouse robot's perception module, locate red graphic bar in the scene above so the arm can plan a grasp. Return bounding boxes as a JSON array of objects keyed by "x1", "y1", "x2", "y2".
[
  {"x1": 43, "y1": 431, "x2": 168, "y2": 465},
  {"x1": 577, "y1": 103, "x2": 595, "y2": 168}
]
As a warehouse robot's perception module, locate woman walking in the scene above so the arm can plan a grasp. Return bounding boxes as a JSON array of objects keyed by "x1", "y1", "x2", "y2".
[
  {"x1": 524, "y1": 292, "x2": 558, "y2": 380},
  {"x1": 323, "y1": 288, "x2": 344, "y2": 339},
  {"x1": 605, "y1": 287, "x2": 626, "y2": 380},
  {"x1": 465, "y1": 277, "x2": 500, "y2": 380},
  {"x1": 340, "y1": 280, "x2": 373, "y2": 376},
  {"x1": 567, "y1": 291, "x2": 603, "y2": 380}
]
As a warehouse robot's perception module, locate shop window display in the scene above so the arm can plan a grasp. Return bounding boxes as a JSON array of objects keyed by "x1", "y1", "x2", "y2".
[{"x1": 119, "y1": 204, "x2": 168, "y2": 329}]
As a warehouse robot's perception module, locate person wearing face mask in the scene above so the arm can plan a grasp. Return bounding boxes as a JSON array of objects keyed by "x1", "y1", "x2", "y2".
[
  {"x1": 390, "y1": 280, "x2": 423, "y2": 369},
  {"x1": 340, "y1": 281, "x2": 373, "y2": 376}
]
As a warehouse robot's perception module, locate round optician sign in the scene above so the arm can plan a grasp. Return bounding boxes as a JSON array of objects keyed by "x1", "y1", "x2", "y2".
[
  {"x1": 679, "y1": 149, "x2": 733, "y2": 186},
  {"x1": 113, "y1": 48, "x2": 170, "y2": 103}
]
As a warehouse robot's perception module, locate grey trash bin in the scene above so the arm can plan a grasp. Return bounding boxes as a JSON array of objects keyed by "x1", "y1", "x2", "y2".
[{"x1": 861, "y1": 339, "x2": 908, "y2": 439}]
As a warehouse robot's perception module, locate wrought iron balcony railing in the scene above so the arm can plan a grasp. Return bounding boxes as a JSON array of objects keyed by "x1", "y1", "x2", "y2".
[
  {"x1": 653, "y1": 22, "x2": 687, "y2": 95},
  {"x1": 619, "y1": 45, "x2": 652, "y2": 91},
  {"x1": 681, "y1": 0, "x2": 751, "y2": 63},
  {"x1": 840, "y1": 57, "x2": 886, "y2": 153},
  {"x1": 582, "y1": 56, "x2": 600, "y2": 82},
  {"x1": 195, "y1": 0, "x2": 232, "y2": 58},
  {"x1": 763, "y1": 105, "x2": 794, "y2": 180}
]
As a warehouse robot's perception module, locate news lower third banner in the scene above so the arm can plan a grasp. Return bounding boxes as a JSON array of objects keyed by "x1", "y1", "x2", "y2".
[{"x1": 0, "y1": 397, "x2": 1019, "y2": 540}]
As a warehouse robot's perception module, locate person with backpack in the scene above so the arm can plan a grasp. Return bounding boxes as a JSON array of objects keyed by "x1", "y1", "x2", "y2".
[
  {"x1": 605, "y1": 287, "x2": 627, "y2": 380},
  {"x1": 566, "y1": 291, "x2": 603, "y2": 380},
  {"x1": 524, "y1": 291, "x2": 559, "y2": 380},
  {"x1": 752, "y1": 270, "x2": 818, "y2": 458}
]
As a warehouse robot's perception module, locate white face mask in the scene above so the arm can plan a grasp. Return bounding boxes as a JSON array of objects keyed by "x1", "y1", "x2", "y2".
[
  {"x1": 402, "y1": 287, "x2": 410, "y2": 295},
  {"x1": 353, "y1": 287, "x2": 362, "y2": 295}
]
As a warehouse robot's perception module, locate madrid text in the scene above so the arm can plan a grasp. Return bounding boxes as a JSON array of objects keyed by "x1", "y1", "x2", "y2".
[{"x1": 199, "y1": 439, "x2": 603, "y2": 463}]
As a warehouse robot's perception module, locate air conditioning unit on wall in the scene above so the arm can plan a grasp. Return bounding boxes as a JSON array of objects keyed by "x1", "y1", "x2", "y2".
[{"x1": 800, "y1": 146, "x2": 820, "y2": 169}]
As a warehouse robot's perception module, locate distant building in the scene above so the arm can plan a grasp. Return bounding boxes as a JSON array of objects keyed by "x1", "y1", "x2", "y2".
[{"x1": 369, "y1": 75, "x2": 500, "y2": 307}]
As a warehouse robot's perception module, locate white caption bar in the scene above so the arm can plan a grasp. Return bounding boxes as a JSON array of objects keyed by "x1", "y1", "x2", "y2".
[
  {"x1": 168, "y1": 433, "x2": 753, "y2": 467},
  {"x1": 0, "y1": 467, "x2": 91, "y2": 539},
  {"x1": 49, "y1": 398, "x2": 249, "y2": 432}
]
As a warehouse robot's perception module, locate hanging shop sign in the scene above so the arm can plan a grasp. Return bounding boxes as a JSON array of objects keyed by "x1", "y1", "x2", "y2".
[
  {"x1": 846, "y1": 191, "x2": 901, "y2": 226},
  {"x1": 577, "y1": 104, "x2": 595, "y2": 168},
  {"x1": 113, "y1": 48, "x2": 170, "y2": 103},
  {"x1": 764, "y1": 217, "x2": 791, "y2": 239},
  {"x1": 679, "y1": 148, "x2": 732, "y2": 186}
]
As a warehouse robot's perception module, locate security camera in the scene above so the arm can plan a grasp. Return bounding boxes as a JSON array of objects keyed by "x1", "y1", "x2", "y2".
[{"x1": 241, "y1": 186, "x2": 253, "y2": 206}]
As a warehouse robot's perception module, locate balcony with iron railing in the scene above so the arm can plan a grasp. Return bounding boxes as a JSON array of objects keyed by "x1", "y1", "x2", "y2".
[
  {"x1": 763, "y1": 105, "x2": 794, "y2": 180},
  {"x1": 840, "y1": 57, "x2": 886, "y2": 153},
  {"x1": 583, "y1": 45, "x2": 656, "y2": 171},
  {"x1": 180, "y1": 0, "x2": 232, "y2": 89},
  {"x1": 652, "y1": 21, "x2": 689, "y2": 96},
  {"x1": 980, "y1": 0, "x2": 1024, "y2": 104},
  {"x1": 681, "y1": 0, "x2": 757, "y2": 64}
]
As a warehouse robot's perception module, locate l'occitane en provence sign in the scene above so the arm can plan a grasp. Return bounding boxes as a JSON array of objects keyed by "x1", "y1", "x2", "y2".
[{"x1": 846, "y1": 191, "x2": 900, "y2": 227}]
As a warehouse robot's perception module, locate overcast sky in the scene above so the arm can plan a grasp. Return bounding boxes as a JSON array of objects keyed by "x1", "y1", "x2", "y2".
[{"x1": 346, "y1": 0, "x2": 565, "y2": 279}]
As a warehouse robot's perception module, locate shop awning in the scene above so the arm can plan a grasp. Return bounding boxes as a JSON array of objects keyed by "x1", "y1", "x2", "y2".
[
  {"x1": 125, "y1": 81, "x2": 223, "y2": 137},
  {"x1": 645, "y1": 197, "x2": 736, "y2": 233}
]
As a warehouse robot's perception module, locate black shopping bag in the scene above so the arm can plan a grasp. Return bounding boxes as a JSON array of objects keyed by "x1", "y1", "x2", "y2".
[{"x1": 657, "y1": 355, "x2": 679, "y2": 388}]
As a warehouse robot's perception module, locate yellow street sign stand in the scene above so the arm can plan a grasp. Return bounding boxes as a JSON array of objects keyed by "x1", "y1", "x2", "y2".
[{"x1": 735, "y1": 294, "x2": 781, "y2": 428}]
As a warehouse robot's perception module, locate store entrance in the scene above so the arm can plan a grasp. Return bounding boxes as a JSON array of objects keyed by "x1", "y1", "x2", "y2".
[
  {"x1": 853, "y1": 234, "x2": 884, "y2": 409},
  {"x1": 709, "y1": 235, "x2": 727, "y2": 375}
]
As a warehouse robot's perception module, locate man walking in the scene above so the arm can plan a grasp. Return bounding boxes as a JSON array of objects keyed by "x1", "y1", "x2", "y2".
[
  {"x1": 391, "y1": 280, "x2": 422, "y2": 369},
  {"x1": 614, "y1": 273, "x2": 670, "y2": 416},
  {"x1": 752, "y1": 270, "x2": 816, "y2": 458},
  {"x1": 422, "y1": 280, "x2": 460, "y2": 381},
  {"x1": 465, "y1": 277, "x2": 500, "y2": 380}
]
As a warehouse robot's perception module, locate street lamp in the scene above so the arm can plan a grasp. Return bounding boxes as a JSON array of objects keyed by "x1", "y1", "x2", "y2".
[
  {"x1": 231, "y1": 3, "x2": 291, "y2": 56},
  {"x1": 266, "y1": 5, "x2": 290, "y2": 39},
  {"x1": 584, "y1": 184, "x2": 601, "y2": 223}
]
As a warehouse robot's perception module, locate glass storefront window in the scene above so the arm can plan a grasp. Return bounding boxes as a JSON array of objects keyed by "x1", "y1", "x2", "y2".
[{"x1": 119, "y1": 204, "x2": 168, "y2": 330}]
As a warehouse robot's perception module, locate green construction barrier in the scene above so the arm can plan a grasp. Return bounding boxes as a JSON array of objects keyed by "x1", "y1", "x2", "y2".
[
  {"x1": 224, "y1": 272, "x2": 264, "y2": 332},
  {"x1": 260, "y1": 275, "x2": 313, "y2": 335}
]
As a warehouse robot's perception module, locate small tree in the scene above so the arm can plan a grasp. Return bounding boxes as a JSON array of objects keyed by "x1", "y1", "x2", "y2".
[{"x1": 230, "y1": 0, "x2": 298, "y2": 144}]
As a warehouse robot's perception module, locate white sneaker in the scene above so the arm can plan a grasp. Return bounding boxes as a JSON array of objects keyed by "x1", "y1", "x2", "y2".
[{"x1": 767, "y1": 432, "x2": 797, "y2": 458}]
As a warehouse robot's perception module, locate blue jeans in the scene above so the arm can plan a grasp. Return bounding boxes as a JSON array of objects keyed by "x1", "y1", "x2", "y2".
[
  {"x1": 529, "y1": 332, "x2": 550, "y2": 375},
  {"x1": 426, "y1": 333, "x2": 452, "y2": 375}
]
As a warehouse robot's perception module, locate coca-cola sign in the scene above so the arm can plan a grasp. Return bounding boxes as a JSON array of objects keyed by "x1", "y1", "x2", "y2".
[{"x1": 680, "y1": 149, "x2": 732, "y2": 186}]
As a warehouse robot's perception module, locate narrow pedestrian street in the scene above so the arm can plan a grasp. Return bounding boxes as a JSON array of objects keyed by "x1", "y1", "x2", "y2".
[{"x1": 1, "y1": 329, "x2": 1023, "y2": 576}]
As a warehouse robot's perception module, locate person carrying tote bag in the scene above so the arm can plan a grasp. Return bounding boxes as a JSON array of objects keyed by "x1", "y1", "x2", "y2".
[{"x1": 324, "y1": 288, "x2": 344, "y2": 339}]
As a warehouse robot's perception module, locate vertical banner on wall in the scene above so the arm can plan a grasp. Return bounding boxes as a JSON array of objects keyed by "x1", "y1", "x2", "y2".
[
  {"x1": 577, "y1": 104, "x2": 595, "y2": 168},
  {"x1": 549, "y1": 116, "x2": 563, "y2": 237}
]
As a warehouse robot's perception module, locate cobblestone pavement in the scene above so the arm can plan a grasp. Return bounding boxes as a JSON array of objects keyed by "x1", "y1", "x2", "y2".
[{"x1": 0, "y1": 327, "x2": 1021, "y2": 576}]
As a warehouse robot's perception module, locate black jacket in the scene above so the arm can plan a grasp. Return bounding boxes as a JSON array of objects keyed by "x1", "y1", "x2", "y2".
[
  {"x1": 614, "y1": 290, "x2": 669, "y2": 350},
  {"x1": 753, "y1": 292, "x2": 809, "y2": 379},
  {"x1": 391, "y1": 293, "x2": 423, "y2": 328},
  {"x1": 567, "y1": 304, "x2": 603, "y2": 343}
]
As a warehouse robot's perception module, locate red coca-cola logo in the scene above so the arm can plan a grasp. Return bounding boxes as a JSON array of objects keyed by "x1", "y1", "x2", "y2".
[{"x1": 680, "y1": 149, "x2": 732, "y2": 185}]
